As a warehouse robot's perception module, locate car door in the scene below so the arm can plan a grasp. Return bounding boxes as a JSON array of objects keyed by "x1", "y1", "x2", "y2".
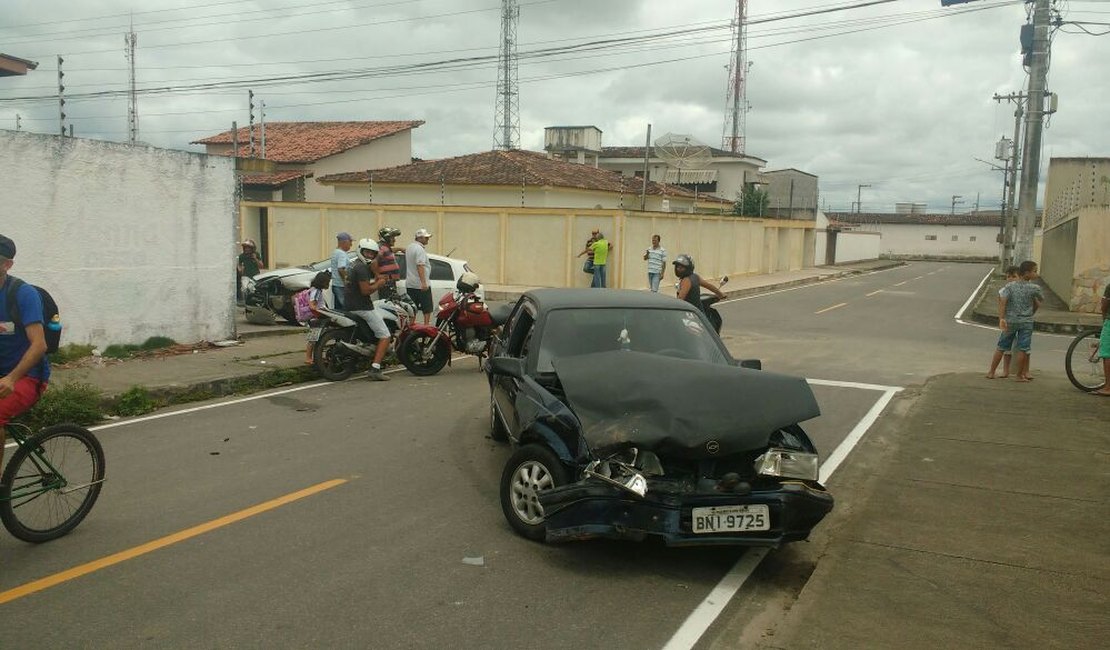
[
  {"x1": 427, "y1": 258, "x2": 456, "y2": 304},
  {"x1": 491, "y1": 300, "x2": 536, "y2": 442}
]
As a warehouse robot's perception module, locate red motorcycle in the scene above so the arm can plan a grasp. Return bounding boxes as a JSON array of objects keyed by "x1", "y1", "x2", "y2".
[{"x1": 398, "y1": 273, "x2": 512, "y2": 376}]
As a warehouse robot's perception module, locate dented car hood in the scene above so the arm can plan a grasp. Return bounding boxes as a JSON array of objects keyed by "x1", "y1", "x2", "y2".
[{"x1": 552, "y1": 350, "x2": 820, "y2": 458}]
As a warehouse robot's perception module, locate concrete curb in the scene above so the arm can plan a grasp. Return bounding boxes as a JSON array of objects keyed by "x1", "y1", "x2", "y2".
[{"x1": 967, "y1": 283, "x2": 1101, "y2": 336}]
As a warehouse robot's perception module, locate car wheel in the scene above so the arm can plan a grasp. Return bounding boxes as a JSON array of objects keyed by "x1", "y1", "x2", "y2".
[
  {"x1": 489, "y1": 394, "x2": 509, "y2": 442},
  {"x1": 500, "y1": 444, "x2": 569, "y2": 541}
]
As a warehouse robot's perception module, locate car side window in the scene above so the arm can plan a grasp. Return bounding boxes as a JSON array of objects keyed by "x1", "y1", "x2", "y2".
[
  {"x1": 506, "y1": 308, "x2": 535, "y2": 358},
  {"x1": 429, "y1": 259, "x2": 453, "y2": 281}
]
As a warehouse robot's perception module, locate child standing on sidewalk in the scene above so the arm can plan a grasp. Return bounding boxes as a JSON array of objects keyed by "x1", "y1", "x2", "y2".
[
  {"x1": 986, "y1": 266, "x2": 1020, "y2": 379},
  {"x1": 987, "y1": 261, "x2": 1043, "y2": 382},
  {"x1": 303, "y1": 271, "x2": 331, "y2": 365}
]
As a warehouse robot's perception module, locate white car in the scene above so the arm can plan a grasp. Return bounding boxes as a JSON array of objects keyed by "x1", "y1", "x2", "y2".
[{"x1": 244, "y1": 249, "x2": 482, "y2": 324}]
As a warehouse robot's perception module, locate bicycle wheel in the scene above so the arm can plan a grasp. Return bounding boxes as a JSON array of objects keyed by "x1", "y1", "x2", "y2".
[
  {"x1": 1064, "y1": 329, "x2": 1105, "y2": 392},
  {"x1": 0, "y1": 423, "x2": 106, "y2": 543}
]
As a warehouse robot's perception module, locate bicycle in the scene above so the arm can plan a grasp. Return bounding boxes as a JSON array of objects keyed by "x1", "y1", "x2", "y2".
[
  {"x1": 0, "y1": 422, "x2": 106, "y2": 543},
  {"x1": 1064, "y1": 327, "x2": 1107, "y2": 392}
]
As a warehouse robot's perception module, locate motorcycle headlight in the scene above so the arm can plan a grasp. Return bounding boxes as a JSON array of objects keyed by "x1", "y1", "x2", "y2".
[{"x1": 754, "y1": 449, "x2": 819, "y2": 481}]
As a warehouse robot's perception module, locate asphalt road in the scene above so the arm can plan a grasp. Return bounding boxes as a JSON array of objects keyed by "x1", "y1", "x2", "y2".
[{"x1": 0, "y1": 261, "x2": 1015, "y2": 648}]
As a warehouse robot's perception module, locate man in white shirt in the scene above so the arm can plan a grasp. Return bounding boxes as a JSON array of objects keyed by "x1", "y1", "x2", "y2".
[
  {"x1": 329, "y1": 232, "x2": 352, "y2": 309},
  {"x1": 405, "y1": 228, "x2": 433, "y2": 325}
]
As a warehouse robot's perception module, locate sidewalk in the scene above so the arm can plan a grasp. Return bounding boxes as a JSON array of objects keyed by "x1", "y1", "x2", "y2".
[
  {"x1": 969, "y1": 272, "x2": 1102, "y2": 335},
  {"x1": 735, "y1": 372, "x2": 1109, "y2": 649},
  {"x1": 52, "y1": 260, "x2": 904, "y2": 401}
]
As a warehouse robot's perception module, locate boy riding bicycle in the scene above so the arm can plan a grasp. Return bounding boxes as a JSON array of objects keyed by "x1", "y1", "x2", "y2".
[{"x1": 0, "y1": 234, "x2": 51, "y2": 469}]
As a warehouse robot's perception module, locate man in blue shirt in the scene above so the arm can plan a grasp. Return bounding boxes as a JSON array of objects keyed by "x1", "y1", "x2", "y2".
[{"x1": 0, "y1": 234, "x2": 51, "y2": 468}]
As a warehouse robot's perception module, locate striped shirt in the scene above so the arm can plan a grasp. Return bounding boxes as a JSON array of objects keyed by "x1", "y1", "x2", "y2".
[{"x1": 645, "y1": 246, "x2": 666, "y2": 273}]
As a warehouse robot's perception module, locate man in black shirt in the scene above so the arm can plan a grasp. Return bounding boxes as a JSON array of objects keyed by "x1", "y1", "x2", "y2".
[{"x1": 345, "y1": 238, "x2": 392, "y2": 381}]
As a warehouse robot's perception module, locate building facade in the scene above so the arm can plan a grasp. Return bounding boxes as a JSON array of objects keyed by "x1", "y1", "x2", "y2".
[{"x1": 1040, "y1": 157, "x2": 1110, "y2": 312}]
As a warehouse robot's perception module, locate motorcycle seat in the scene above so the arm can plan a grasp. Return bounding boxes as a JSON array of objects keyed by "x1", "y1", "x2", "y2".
[{"x1": 488, "y1": 302, "x2": 513, "y2": 327}]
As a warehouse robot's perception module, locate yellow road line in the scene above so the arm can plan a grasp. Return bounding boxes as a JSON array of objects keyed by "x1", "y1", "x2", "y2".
[
  {"x1": 865, "y1": 290, "x2": 883, "y2": 297},
  {"x1": 0, "y1": 478, "x2": 347, "y2": 605},
  {"x1": 814, "y1": 302, "x2": 848, "y2": 314}
]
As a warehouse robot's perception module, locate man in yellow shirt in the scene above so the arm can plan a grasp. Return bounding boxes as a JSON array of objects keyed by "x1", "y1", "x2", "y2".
[{"x1": 589, "y1": 230, "x2": 613, "y2": 288}]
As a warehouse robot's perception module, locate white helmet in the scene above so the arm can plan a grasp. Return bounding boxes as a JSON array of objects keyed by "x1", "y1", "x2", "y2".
[
  {"x1": 357, "y1": 238, "x2": 379, "y2": 263},
  {"x1": 456, "y1": 271, "x2": 480, "y2": 293}
]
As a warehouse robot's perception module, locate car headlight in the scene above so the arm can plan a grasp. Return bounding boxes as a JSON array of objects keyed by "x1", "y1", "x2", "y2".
[{"x1": 754, "y1": 449, "x2": 819, "y2": 481}]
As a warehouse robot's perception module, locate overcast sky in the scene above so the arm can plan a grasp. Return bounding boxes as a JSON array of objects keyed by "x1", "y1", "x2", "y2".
[{"x1": 2, "y1": 0, "x2": 1107, "y2": 211}]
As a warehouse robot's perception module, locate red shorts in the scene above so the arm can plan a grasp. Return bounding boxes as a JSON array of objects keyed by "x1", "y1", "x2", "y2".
[{"x1": 0, "y1": 377, "x2": 47, "y2": 426}]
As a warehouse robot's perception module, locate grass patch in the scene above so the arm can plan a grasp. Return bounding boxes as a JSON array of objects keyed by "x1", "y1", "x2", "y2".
[
  {"x1": 49, "y1": 343, "x2": 97, "y2": 365},
  {"x1": 102, "y1": 336, "x2": 178, "y2": 360},
  {"x1": 16, "y1": 381, "x2": 104, "y2": 430},
  {"x1": 112, "y1": 386, "x2": 160, "y2": 417}
]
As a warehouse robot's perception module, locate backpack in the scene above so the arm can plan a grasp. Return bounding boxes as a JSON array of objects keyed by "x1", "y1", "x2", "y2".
[
  {"x1": 292, "y1": 288, "x2": 316, "y2": 323},
  {"x1": 4, "y1": 276, "x2": 62, "y2": 354}
]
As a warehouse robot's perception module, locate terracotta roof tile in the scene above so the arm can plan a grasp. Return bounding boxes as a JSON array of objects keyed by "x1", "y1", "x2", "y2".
[
  {"x1": 192, "y1": 121, "x2": 423, "y2": 164},
  {"x1": 317, "y1": 149, "x2": 728, "y2": 201},
  {"x1": 240, "y1": 170, "x2": 312, "y2": 188}
]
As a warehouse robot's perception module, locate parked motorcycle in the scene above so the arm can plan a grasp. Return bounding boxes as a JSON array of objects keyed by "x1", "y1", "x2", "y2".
[
  {"x1": 312, "y1": 295, "x2": 416, "y2": 381},
  {"x1": 398, "y1": 272, "x2": 512, "y2": 376}
]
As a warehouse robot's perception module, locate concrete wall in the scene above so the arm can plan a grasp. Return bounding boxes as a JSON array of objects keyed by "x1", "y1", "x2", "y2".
[
  {"x1": 814, "y1": 230, "x2": 881, "y2": 264},
  {"x1": 1043, "y1": 157, "x2": 1110, "y2": 229},
  {"x1": 764, "y1": 170, "x2": 819, "y2": 219},
  {"x1": 242, "y1": 201, "x2": 814, "y2": 290},
  {"x1": 1043, "y1": 206, "x2": 1110, "y2": 312},
  {"x1": 1, "y1": 131, "x2": 237, "y2": 347},
  {"x1": 851, "y1": 223, "x2": 1003, "y2": 259},
  {"x1": 302, "y1": 130, "x2": 413, "y2": 203}
]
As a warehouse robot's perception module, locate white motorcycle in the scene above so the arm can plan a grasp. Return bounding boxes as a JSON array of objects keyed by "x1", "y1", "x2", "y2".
[{"x1": 311, "y1": 295, "x2": 416, "y2": 381}]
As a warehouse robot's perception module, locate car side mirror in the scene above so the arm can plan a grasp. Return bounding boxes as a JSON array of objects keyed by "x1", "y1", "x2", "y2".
[
  {"x1": 738, "y1": 358, "x2": 762, "y2": 370},
  {"x1": 488, "y1": 356, "x2": 525, "y2": 379}
]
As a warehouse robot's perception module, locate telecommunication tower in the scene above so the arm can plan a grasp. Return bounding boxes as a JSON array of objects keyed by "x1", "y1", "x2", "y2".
[
  {"x1": 721, "y1": 0, "x2": 748, "y2": 154},
  {"x1": 125, "y1": 23, "x2": 138, "y2": 144},
  {"x1": 493, "y1": 0, "x2": 520, "y2": 150}
]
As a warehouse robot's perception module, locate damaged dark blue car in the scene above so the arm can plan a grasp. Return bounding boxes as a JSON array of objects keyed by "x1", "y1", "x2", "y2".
[{"x1": 485, "y1": 289, "x2": 833, "y2": 548}]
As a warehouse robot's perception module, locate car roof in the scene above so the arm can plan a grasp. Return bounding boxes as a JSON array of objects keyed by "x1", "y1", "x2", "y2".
[{"x1": 523, "y1": 288, "x2": 697, "y2": 313}]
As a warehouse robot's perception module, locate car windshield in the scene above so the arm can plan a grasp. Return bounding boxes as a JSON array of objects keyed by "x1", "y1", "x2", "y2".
[{"x1": 535, "y1": 307, "x2": 729, "y2": 374}]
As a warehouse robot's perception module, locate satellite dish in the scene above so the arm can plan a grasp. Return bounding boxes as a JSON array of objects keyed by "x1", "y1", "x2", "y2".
[{"x1": 654, "y1": 133, "x2": 712, "y2": 169}]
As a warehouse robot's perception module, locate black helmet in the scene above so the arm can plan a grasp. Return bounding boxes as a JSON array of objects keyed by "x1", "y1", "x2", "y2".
[
  {"x1": 673, "y1": 254, "x2": 694, "y2": 277},
  {"x1": 378, "y1": 226, "x2": 401, "y2": 240}
]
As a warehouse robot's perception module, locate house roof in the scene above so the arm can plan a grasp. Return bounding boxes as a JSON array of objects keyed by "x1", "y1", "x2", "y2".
[
  {"x1": 240, "y1": 170, "x2": 312, "y2": 188},
  {"x1": 599, "y1": 146, "x2": 767, "y2": 164},
  {"x1": 192, "y1": 120, "x2": 423, "y2": 164},
  {"x1": 316, "y1": 149, "x2": 730, "y2": 202},
  {"x1": 0, "y1": 53, "x2": 38, "y2": 77},
  {"x1": 827, "y1": 211, "x2": 1042, "y2": 227}
]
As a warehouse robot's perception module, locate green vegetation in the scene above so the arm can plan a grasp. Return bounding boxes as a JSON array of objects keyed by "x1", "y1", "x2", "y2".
[
  {"x1": 113, "y1": 386, "x2": 159, "y2": 417},
  {"x1": 102, "y1": 336, "x2": 178, "y2": 359},
  {"x1": 732, "y1": 186, "x2": 770, "y2": 217},
  {"x1": 16, "y1": 381, "x2": 104, "y2": 430},
  {"x1": 48, "y1": 343, "x2": 97, "y2": 365}
]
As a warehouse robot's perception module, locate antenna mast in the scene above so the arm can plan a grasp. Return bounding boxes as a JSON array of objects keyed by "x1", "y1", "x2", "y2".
[
  {"x1": 125, "y1": 17, "x2": 138, "y2": 144},
  {"x1": 493, "y1": 0, "x2": 520, "y2": 150},
  {"x1": 721, "y1": 0, "x2": 748, "y2": 154}
]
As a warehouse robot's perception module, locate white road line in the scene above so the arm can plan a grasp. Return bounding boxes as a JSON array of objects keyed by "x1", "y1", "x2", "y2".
[
  {"x1": 865, "y1": 289, "x2": 883, "y2": 297},
  {"x1": 716, "y1": 265, "x2": 904, "y2": 306},
  {"x1": 913, "y1": 276, "x2": 924, "y2": 280},
  {"x1": 814, "y1": 302, "x2": 847, "y2": 314},
  {"x1": 663, "y1": 381, "x2": 904, "y2": 650},
  {"x1": 892, "y1": 281, "x2": 907, "y2": 287},
  {"x1": 954, "y1": 269, "x2": 993, "y2": 322}
]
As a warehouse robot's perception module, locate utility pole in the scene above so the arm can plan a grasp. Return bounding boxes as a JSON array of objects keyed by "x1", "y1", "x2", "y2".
[
  {"x1": 994, "y1": 92, "x2": 1025, "y2": 269},
  {"x1": 493, "y1": 0, "x2": 520, "y2": 150},
  {"x1": 260, "y1": 100, "x2": 267, "y2": 159},
  {"x1": 950, "y1": 195, "x2": 964, "y2": 215},
  {"x1": 1014, "y1": 0, "x2": 1051, "y2": 264},
  {"x1": 248, "y1": 90, "x2": 256, "y2": 157},
  {"x1": 855, "y1": 184, "x2": 871, "y2": 213},
  {"x1": 15, "y1": 114, "x2": 21, "y2": 131},
  {"x1": 640, "y1": 124, "x2": 651, "y2": 211}
]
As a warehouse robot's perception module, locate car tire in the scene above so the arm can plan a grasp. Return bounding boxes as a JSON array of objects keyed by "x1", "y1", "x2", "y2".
[
  {"x1": 500, "y1": 444, "x2": 569, "y2": 542},
  {"x1": 489, "y1": 394, "x2": 509, "y2": 442}
]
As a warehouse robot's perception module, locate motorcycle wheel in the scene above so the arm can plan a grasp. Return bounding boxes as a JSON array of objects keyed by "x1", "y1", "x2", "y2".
[
  {"x1": 314, "y1": 328, "x2": 356, "y2": 381},
  {"x1": 399, "y1": 331, "x2": 451, "y2": 376},
  {"x1": 707, "y1": 308, "x2": 723, "y2": 334}
]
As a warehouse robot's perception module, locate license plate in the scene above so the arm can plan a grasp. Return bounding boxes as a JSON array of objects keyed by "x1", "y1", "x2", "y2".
[
  {"x1": 306, "y1": 327, "x2": 323, "y2": 342},
  {"x1": 691, "y1": 505, "x2": 769, "y2": 533}
]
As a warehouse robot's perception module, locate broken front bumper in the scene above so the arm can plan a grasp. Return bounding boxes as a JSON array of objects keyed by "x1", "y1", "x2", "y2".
[{"x1": 538, "y1": 480, "x2": 834, "y2": 548}]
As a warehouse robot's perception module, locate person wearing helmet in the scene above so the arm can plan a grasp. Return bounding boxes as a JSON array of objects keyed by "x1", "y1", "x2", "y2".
[
  {"x1": 236, "y1": 239, "x2": 265, "y2": 302},
  {"x1": 376, "y1": 226, "x2": 402, "y2": 298},
  {"x1": 405, "y1": 228, "x2": 434, "y2": 324},
  {"x1": 344, "y1": 238, "x2": 392, "y2": 381},
  {"x1": 673, "y1": 254, "x2": 724, "y2": 311}
]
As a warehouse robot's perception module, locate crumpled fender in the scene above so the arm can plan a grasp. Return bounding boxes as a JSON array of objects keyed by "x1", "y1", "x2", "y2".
[{"x1": 515, "y1": 375, "x2": 587, "y2": 464}]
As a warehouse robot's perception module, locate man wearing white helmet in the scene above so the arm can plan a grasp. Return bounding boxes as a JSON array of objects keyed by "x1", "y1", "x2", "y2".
[
  {"x1": 345, "y1": 238, "x2": 392, "y2": 381},
  {"x1": 405, "y1": 228, "x2": 434, "y2": 325}
]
